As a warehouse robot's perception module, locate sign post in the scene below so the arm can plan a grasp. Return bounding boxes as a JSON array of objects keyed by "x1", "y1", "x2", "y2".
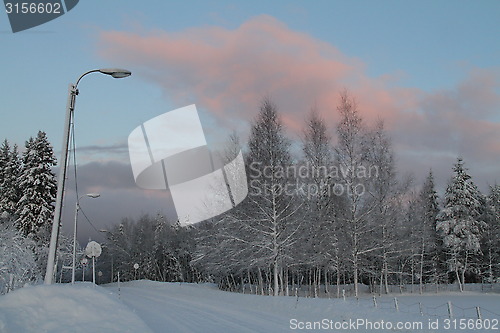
[
  {"x1": 134, "y1": 263, "x2": 139, "y2": 280},
  {"x1": 80, "y1": 257, "x2": 88, "y2": 282},
  {"x1": 85, "y1": 241, "x2": 102, "y2": 286}
]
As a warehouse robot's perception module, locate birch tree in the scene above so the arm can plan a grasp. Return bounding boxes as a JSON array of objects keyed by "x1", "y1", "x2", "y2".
[
  {"x1": 300, "y1": 109, "x2": 339, "y2": 295},
  {"x1": 334, "y1": 90, "x2": 375, "y2": 297},
  {"x1": 244, "y1": 98, "x2": 303, "y2": 296},
  {"x1": 364, "y1": 120, "x2": 402, "y2": 294}
]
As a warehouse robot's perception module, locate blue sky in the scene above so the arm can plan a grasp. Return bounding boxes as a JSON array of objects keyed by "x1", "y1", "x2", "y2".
[
  {"x1": 1, "y1": 1, "x2": 498, "y2": 147},
  {"x1": 1, "y1": 0, "x2": 499, "y2": 241}
]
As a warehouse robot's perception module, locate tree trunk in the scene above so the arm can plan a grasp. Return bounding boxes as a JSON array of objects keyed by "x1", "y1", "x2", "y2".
[
  {"x1": 324, "y1": 268, "x2": 329, "y2": 296},
  {"x1": 383, "y1": 259, "x2": 389, "y2": 294},
  {"x1": 285, "y1": 269, "x2": 289, "y2": 296},
  {"x1": 454, "y1": 256, "x2": 463, "y2": 292},
  {"x1": 336, "y1": 265, "x2": 341, "y2": 298},
  {"x1": 419, "y1": 238, "x2": 425, "y2": 294},
  {"x1": 273, "y1": 260, "x2": 279, "y2": 296},
  {"x1": 257, "y1": 267, "x2": 264, "y2": 295},
  {"x1": 353, "y1": 256, "x2": 359, "y2": 297},
  {"x1": 460, "y1": 251, "x2": 468, "y2": 292}
]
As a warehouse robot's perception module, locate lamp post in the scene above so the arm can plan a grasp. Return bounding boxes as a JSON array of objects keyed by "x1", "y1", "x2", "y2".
[
  {"x1": 72, "y1": 193, "x2": 100, "y2": 284},
  {"x1": 45, "y1": 69, "x2": 131, "y2": 285}
]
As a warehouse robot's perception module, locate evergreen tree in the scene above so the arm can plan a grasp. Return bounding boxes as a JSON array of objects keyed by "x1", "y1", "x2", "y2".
[
  {"x1": 15, "y1": 131, "x2": 57, "y2": 238},
  {"x1": 0, "y1": 140, "x2": 11, "y2": 220},
  {"x1": 415, "y1": 170, "x2": 443, "y2": 288},
  {"x1": 436, "y1": 157, "x2": 485, "y2": 291},
  {"x1": 0, "y1": 139, "x2": 9, "y2": 187},
  {"x1": 0, "y1": 143, "x2": 22, "y2": 220},
  {"x1": 481, "y1": 184, "x2": 500, "y2": 282}
]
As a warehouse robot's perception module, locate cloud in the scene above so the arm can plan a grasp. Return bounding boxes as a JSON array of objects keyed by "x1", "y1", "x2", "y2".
[
  {"x1": 97, "y1": 15, "x2": 499, "y2": 189},
  {"x1": 392, "y1": 68, "x2": 500, "y2": 190},
  {"x1": 75, "y1": 143, "x2": 129, "y2": 155},
  {"x1": 60, "y1": 161, "x2": 177, "y2": 242}
]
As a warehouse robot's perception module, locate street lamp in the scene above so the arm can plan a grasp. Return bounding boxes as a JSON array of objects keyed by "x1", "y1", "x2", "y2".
[
  {"x1": 45, "y1": 68, "x2": 131, "y2": 285},
  {"x1": 72, "y1": 193, "x2": 100, "y2": 284}
]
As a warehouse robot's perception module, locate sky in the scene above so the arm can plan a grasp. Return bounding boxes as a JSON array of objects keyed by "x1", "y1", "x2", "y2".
[{"x1": 1, "y1": 0, "x2": 499, "y2": 242}]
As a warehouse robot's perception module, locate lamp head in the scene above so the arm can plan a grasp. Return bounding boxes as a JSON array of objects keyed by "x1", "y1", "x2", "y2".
[{"x1": 98, "y1": 68, "x2": 131, "y2": 79}]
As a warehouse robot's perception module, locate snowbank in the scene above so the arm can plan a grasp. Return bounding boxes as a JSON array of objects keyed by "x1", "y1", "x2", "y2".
[{"x1": 0, "y1": 282, "x2": 152, "y2": 333}]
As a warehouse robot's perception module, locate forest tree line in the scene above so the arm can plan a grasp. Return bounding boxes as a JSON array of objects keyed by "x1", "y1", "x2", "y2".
[
  {"x1": 1, "y1": 91, "x2": 499, "y2": 296},
  {"x1": 97, "y1": 91, "x2": 499, "y2": 296}
]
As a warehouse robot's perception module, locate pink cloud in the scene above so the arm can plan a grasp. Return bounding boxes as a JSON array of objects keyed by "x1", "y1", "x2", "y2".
[{"x1": 97, "y1": 15, "x2": 499, "y2": 188}]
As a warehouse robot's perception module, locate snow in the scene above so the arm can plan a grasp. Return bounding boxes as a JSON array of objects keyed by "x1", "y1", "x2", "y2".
[
  {"x1": 1, "y1": 281, "x2": 499, "y2": 332},
  {"x1": 0, "y1": 282, "x2": 152, "y2": 333}
]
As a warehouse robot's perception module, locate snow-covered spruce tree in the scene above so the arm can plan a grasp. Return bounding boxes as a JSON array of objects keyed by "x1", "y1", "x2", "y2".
[
  {"x1": 0, "y1": 140, "x2": 13, "y2": 219},
  {"x1": 481, "y1": 184, "x2": 500, "y2": 282},
  {"x1": 436, "y1": 157, "x2": 485, "y2": 291},
  {"x1": 15, "y1": 131, "x2": 57, "y2": 238},
  {"x1": 0, "y1": 139, "x2": 9, "y2": 188},
  {"x1": 414, "y1": 170, "x2": 444, "y2": 290},
  {"x1": 0, "y1": 143, "x2": 22, "y2": 220},
  {"x1": 0, "y1": 139, "x2": 12, "y2": 220}
]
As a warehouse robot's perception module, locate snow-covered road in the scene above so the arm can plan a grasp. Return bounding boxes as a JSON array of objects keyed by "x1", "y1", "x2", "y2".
[
  {"x1": 1, "y1": 281, "x2": 499, "y2": 332},
  {"x1": 104, "y1": 281, "x2": 291, "y2": 333}
]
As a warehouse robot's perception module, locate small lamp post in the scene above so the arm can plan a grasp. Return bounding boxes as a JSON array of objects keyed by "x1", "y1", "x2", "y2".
[{"x1": 72, "y1": 193, "x2": 100, "y2": 284}]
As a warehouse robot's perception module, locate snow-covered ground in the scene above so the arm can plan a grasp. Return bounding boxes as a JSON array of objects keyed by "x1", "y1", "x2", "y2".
[
  {"x1": 1, "y1": 281, "x2": 499, "y2": 332},
  {"x1": 0, "y1": 282, "x2": 152, "y2": 333}
]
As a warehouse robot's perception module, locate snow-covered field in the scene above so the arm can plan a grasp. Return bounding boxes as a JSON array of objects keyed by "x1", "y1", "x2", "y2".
[{"x1": 0, "y1": 281, "x2": 499, "y2": 332}]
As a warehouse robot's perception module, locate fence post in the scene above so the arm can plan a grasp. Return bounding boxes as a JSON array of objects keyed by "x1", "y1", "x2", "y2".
[
  {"x1": 117, "y1": 271, "x2": 121, "y2": 299},
  {"x1": 476, "y1": 306, "x2": 482, "y2": 320},
  {"x1": 342, "y1": 289, "x2": 346, "y2": 301},
  {"x1": 373, "y1": 295, "x2": 378, "y2": 308},
  {"x1": 447, "y1": 301, "x2": 453, "y2": 319},
  {"x1": 8, "y1": 274, "x2": 14, "y2": 293},
  {"x1": 394, "y1": 297, "x2": 399, "y2": 312},
  {"x1": 295, "y1": 288, "x2": 299, "y2": 308},
  {"x1": 419, "y1": 302, "x2": 424, "y2": 316}
]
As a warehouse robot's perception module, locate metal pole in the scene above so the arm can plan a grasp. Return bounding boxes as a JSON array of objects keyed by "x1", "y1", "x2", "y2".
[
  {"x1": 44, "y1": 84, "x2": 76, "y2": 284},
  {"x1": 44, "y1": 69, "x2": 130, "y2": 285},
  {"x1": 71, "y1": 202, "x2": 79, "y2": 284},
  {"x1": 92, "y1": 256, "x2": 96, "y2": 286}
]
